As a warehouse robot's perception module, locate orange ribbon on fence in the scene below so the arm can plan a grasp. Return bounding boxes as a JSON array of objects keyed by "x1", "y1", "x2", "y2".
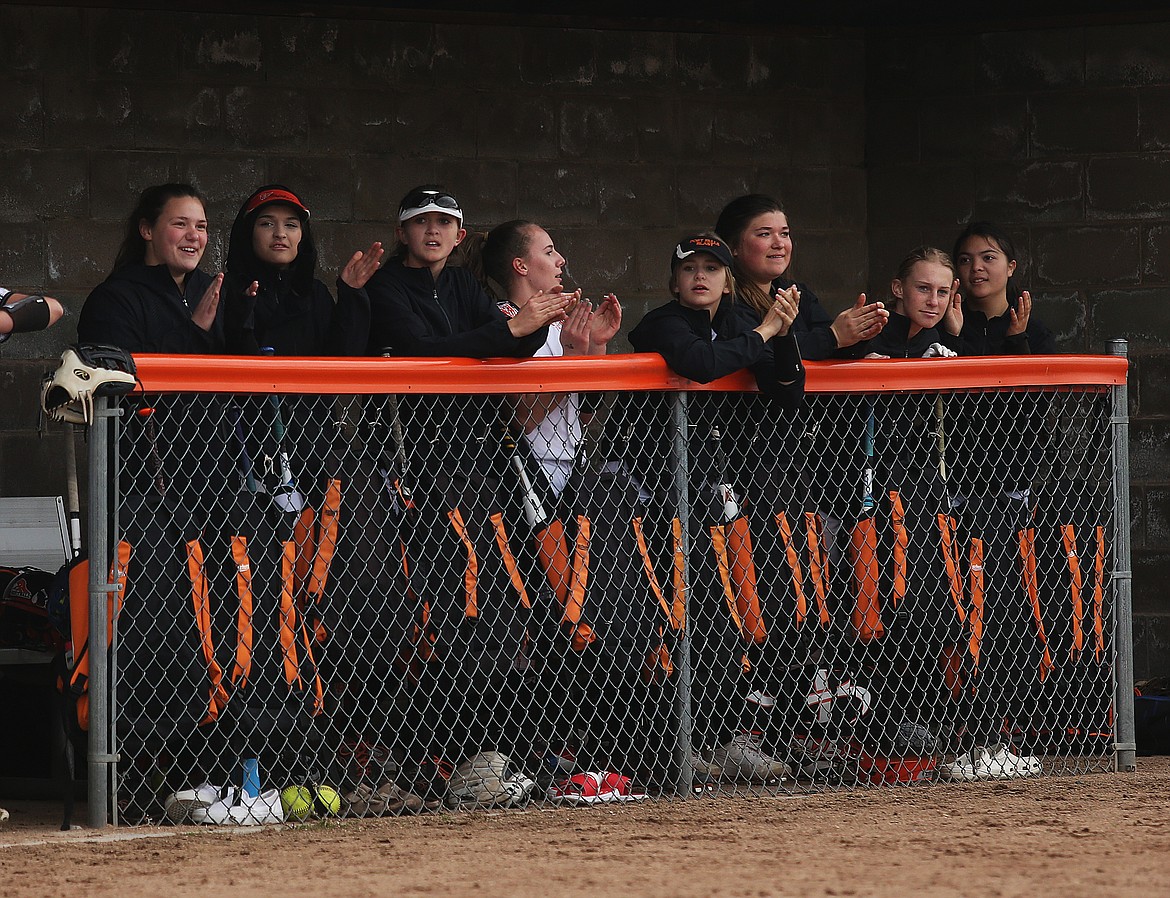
[
  {"x1": 1063, "y1": 524, "x2": 1085, "y2": 661},
  {"x1": 1018, "y1": 527, "x2": 1055, "y2": 682},
  {"x1": 775, "y1": 512, "x2": 808, "y2": 627}
]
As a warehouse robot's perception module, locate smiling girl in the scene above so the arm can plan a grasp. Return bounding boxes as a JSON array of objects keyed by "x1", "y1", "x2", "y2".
[
  {"x1": 952, "y1": 221, "x2": 1055, "y2": 355},
  {"x1": 715, "y1": 194, "x2": 889, "y2": 359},
  {"x1": 79, "y1": 183, "x2": 225, "y2": 353}
]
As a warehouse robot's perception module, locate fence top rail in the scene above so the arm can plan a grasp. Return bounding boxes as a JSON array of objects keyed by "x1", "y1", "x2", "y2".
[{"x1": 127, "y1": 353, "x2": 1128, "y2": 395}]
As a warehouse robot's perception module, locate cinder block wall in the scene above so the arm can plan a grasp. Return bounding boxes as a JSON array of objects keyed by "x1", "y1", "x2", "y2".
[
  {"x1": 866, "y1": 19, "x2": 1170, "y2": 678},
  {"x1": 0, "y1": 3, "x2": 865, "y2": 501},
  {"x1": 3, "y1": 4, "x2": 1168, "y2": 676}
]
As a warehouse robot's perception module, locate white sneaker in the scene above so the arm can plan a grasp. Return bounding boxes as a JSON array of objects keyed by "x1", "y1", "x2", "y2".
[
  {"x1": 744, "y1": 689, "x2": 776, "y2": 710},
  {"x1": 191, "y1": 788, "x2": 285, "y2": 825},
  {"x1": 942, "y1": 745, "x2": 1042, "y2": 781},
  {"x1": 940, "y1": 750, "x2": 980, "y2": 782},
  {"x1": 163, "y1": 782, "x2": 224, "y2": 823},
  {"x1": 191, "y1": 790, "x2": 238, "y2": 825},
  {"x1": 713, "y1": 732, "x2": 791, "y2": 783},
  {"x1": 228, "y1": 789, "x2": 285, "y2": 825},
  {"x1": 979, "y1": 744, "x2": 1042, "y2": 779},
  {"x1": 690, "y1": 752, "x2": 723, "y2": 780}
]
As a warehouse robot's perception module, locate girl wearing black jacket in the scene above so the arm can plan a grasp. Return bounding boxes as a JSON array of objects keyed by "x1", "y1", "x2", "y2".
[
  {"x1": 365, "y1": 186, "x2": 569, "y2": 778},
  {"x1": 943, "y1": 226, "x2": 1067, "y2": 777},
  {"x1": 862, "y1": 246, "x2": 963, "y2": 359},
  {"x1": 630, "y1": 234, "x2": 802, "y2": 786},
  {"x1": 715, "y1": 194, "x2": 889, "y2": 361},
  {"x1": 223, "y1": 184, "x2": 379, "y2": 356},
  {"x1": 79, "y1": 183, "x2": 224, "y2": 353},
  {"x1": 952, "y1": 221, "x2": 1056, "y2": 356}
]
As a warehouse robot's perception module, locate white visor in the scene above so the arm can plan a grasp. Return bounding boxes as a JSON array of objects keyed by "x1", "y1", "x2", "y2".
[{"x1": 398, "y1": 200, "x2": 463, "y2": 223}]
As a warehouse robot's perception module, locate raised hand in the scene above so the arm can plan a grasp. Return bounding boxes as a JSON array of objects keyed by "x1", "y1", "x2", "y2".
[
  {"x1": 588, "y1": 293, "x2": 622, "y2": 349},
  {"x1": 191, "y1": 272, "x2": 224, "y2": 333},
  {"x1": 1007, "y1": 290, "x2": 1032, "y2": 336},
  {"x1": 831, "y1": 292, "x2": 889, "y2": 348},
  {"x1": 341, "y1": 241, "x2": 385, "y2": 289},
  {"x1": 943, "y1": 279, "x2": 964, "y2": 336},
  {"x1": 560, "y1": 291, "x2": 591, "y2": 355},
  {"x1": 755, "y1": 284, "x2": 800, "y2": 341}
]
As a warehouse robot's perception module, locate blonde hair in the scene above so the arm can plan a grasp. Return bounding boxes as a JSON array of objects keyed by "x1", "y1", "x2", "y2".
[
  {"x1": 669, "y1": 231, "x2": 737, "y2": 299},
  {"x1": 891, "y1": 246, "x2": 955, "y2": 311}
]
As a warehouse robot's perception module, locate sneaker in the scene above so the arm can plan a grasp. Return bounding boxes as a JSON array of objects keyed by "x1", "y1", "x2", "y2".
[
  {"x1": 688, "y1": 751, "x2": 722, "y2": 778},
  {"x1": 745, "y1": 689, "x2": 776, "y2": 710},
  {"x1": 941, "y1": 745, "x2": 1042, "y2": 781},
  {"x1": 979, "y1": 744, "x2": 1042, "y2": 779},
  {"x1": 713, "y1": 732, "x2": 791, "y2": 783},
  {"x1": 548, "y1": 771, "x2": 648, "y2": 804},
  {"x1": 229, "y1": 788, "x2": 285, "y2": 825},
  {"x1": 191, "y1": 788, "x2": 284, "y2": 825},
  {"x1": 940, "y1": 750, "x2": 980, "y2": 782},
  {"x1": 163, "y1": 782, "x2": 224, "y2": 824}
]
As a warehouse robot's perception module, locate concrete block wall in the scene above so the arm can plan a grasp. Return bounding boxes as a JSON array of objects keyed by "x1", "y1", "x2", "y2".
[
  {"x1": 0, "y1": 4, "x2": 865, "y2": 502},
  {"x1": 2, "y1": 4, "x2": 1167, "y2": 676},
  {"x1": 867, "y1": 20, "x2": 1170, "y2": 676}
]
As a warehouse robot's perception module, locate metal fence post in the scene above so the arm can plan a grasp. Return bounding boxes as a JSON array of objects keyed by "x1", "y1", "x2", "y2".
[
  {"x1": 1109, "y1": 339, "x2": 1137, "y2": 773},
  {"x1": 87, "y1": 396, "x2": 113, "y2": 827},
  {"x1": 670, "y1": 391, "x2": 695, "y2": 796}
]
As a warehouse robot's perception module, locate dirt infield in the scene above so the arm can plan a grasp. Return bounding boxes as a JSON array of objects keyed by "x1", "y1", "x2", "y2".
[{"x1": 2, "y1": 757, "x2": 1168, "y2": 898}]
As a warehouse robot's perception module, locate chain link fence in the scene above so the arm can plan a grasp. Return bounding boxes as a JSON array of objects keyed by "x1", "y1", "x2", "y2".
[{"x1": 84, "y1": 355, "x2": 1130, "y2": 825}]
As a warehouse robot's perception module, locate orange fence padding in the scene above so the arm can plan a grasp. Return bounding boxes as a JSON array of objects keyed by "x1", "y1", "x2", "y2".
[{"x1": 129, "y1": 354, "x2": 1128, "y2": 396}]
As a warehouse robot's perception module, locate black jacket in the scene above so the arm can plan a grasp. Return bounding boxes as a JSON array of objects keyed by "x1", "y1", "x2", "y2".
[
  {"x1": 861, "y1": 311, "x2": 962, "y2": 359},
  {"x1": 629, "y1": 298, "x2": 804, "y2": 407},
  {"x1": 960, "y1": 302, "x2": 1056, "y2": 355},
  {"x1": 223, "y1": 270, "x2": 370, "y2": 357},
  {"x1": 78, "y1": 264, "x2": 223, "y2": 354},
  {"x1": 623, "y1": 298, "x2": 804, "y2": 505},
  {"x1": 367, "y1": 258, "x2": 545, "y2": 358}
]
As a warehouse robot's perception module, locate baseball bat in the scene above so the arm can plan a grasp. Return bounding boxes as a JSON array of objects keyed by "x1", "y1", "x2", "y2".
[{"x1": 849, "y1": 399, "x2": 883, "y2": 641}]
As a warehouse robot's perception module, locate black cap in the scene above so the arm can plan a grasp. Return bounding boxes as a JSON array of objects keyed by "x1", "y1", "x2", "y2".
[{"x1": 671, "y1": 235, "x2": 734, "y2": 271}]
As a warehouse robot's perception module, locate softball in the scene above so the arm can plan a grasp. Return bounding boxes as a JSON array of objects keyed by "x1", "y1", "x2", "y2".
[{"x1": 280, "y1": 785, "x2": 341, "y2": 821}]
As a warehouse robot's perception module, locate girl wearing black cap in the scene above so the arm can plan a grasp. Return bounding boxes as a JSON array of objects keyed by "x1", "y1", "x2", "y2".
[
  {"x1": 223, "y1": 184, "x2": 380, "y2": 356},
  {"x1": 628, "y1": 234, "x2": 803, "y2": 787}
]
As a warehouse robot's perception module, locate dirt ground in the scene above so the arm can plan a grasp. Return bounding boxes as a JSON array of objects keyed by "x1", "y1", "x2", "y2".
[{"x1": 2, "y1": 756, "x2": 1168, "y2": 898}]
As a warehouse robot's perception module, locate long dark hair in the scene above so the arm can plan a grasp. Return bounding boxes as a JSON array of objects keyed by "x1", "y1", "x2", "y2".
[
  {"x1": 714, "y1": 193, "x2": 787, "y2": 316},
  {"x1": 112, "y1": 183, "x2": 206, "y2": 274},
  {"x1": 225, "y1": 184, "x2": 317, "y2": 296},
  {"x1": 952, "y1": 221, "x2": 1022, "y2": 308}
]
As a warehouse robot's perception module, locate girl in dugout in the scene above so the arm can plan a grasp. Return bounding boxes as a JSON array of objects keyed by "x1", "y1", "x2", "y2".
[{"x1": 630, "y1": 233, "x2": 803, "y2": 786}]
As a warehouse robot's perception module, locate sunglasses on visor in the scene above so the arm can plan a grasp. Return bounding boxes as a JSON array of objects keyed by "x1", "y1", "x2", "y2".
[{"x1": 398, "y1": 190, "x2": 462, "y2": 216}]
